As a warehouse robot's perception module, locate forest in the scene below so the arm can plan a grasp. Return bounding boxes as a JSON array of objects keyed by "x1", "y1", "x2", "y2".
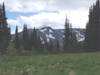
[
  {"x1": 0, "y1": 0, "x2": 100, "y2": 60},
  {"x1": 0, "y1": 0, "x2": 100, "y2": 75}
]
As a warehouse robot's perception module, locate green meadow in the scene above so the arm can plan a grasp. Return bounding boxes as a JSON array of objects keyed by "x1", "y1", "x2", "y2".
[{"x1": 0, "y1": 52, "x2": 100, "y2": 75}]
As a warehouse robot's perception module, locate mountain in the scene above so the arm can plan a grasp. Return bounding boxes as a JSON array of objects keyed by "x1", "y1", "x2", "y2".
[{"x1": 12, "y1": 25, "x2": 85, "y2": 48}]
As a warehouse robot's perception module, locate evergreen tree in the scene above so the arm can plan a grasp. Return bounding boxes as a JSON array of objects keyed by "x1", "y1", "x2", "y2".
[
  {"x1": 22, "y1": 24, "x2": 29, "y2": 50},
  {"x1": 0, "y1": 4, "x2": 2, "y2": 53},
  {"x1": 4, "y1": 41, "x2": 18, "y2": 61},
  {"x1": 49, "y1": 40, "x2": 53, "y2": 54},
  {"x1": 85, "y1": 0, "x2": 100, "y2": 52},
  {"x1": 0, "y1": 3, "x2": 11, "y2": 54},
  {"x1": 56, "y1": 38, "x2": 60, "y2": 53},
  {"x1": 63, "y1": 17, "x2": 70, "y2": 53},
  {"x1": 29, "y1": 27, "x2": 38, "y2": 52},
  {"x1": 63, "y1": 15, "x2": 77, "y2": 53},
  {"x1": 15, "y1": 26, "x2": 20, "y2": 50},
  {"x1": 45, "y1": 42, "x2": 49, "y2": 53},
  {"x1": 72, "y1": 32, "x2": 78, "y2": 53},
  {"x1": 43, "y1": 44, "x2": 47, "y2": 54},
  {"x1": 32, "y1": 27, "x2": 38, "y2": 52},
  {"x1": 43, "y1": 37, "x2": 48, "y2": 54},
  {"x1": 29, "y1": 31, "x2": 33, "y2": 50},
  {"x1": 37, "y1": 34, "x2": 41, "y2": 53}
]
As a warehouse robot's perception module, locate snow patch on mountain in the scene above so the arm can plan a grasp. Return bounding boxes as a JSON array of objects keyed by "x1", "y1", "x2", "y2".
[
  {"x1": 49, "y1": 34, "x2": 55, "y2": 39},
  {"x1": 38, "y1": 25, "x2": 49, "y2": 29},
  {"x1": 40, "y1": 29, "x2": 47, "y2": 32},
  {"x1": 49, "y1": 29, "x2": 53, "y2": 33},
  {"x1": 46, "y1": 34, "x2": 55, "y2": 39},
  {"x1": 74, "y1": 30, "x2": 79, "y2": 33},
  {"x1": 47, "y1": 38, "x2": 49, "y2": 42},
  {"x1": 78, "y1": 37, "x2": 85, "y2": 42},
  {"x1": 40, "y1": 37, "x2": 43, "y2": 40},
  {"x1": 78, "y1": 33, "x2": 84, "y2": 37},
  {"x1": 61, "y1": 30, "x2": 64, "y2": 33}
]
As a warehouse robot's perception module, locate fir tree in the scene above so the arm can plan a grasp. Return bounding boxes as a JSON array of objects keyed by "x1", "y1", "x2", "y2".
[
  {"x1": 45, "y1": 42, "x2": 49, "y2": 53},
  {"x1": 49, "y1": 40, "x2": 53, "y2": 54},
  {"x1": 22, "y1": 24, "x2": 29, "y2": 50},
  {"x1": 43, "y1": 44, "x2": 47, "y2": 54},
  {"x1": 4, "y1": 41, "x2": 18, "y2": 61},
  {"x1": 63, "y1": 16, "x2": 70, "y2": 53},
  {"x1": 15, "y1": 26, "x2": 20, "y2": 50},
  {"x1": 72, "y1": 32, "x2": 78, "y2": 53},
  {"x1": 1, "y1": 3, "x2": 11, "y2": 54},
  {"x1": 29, "y1": 31, "x2": 33, "y2": 50},
  {"x1": 37, "y1": 34, "x2": 41, "y2": 53},
  {"x1": 29, "y1": 27, "x2": 38, "y2": 52},
  {"x1": 33, "y1": 27, "x2": 38, "y2": 52},
  {"x1": 85, "y1": 0, "x2": 100, "y2": 52},
  {"x1": 0, "y1": 4, "x2": 2, "y2": 53},
  {"x1": 56, "y1": 38, "x2": 60, "y2": 53}
]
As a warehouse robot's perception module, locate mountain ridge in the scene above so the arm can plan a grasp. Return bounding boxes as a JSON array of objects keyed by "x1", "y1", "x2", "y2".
[{"x1": 12, "y1": 26, "x2": 85, "y2": 48}]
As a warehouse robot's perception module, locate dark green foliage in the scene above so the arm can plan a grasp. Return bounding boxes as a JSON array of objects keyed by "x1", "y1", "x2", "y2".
[
  {"x1": 29, "y1": 27, "x2": 41, "y2": 53},
  {"x1": 3, "y1": 41, "x2": 18, "y2": 61},
  {"x1": 71, "y1": 32, "x2": 78, "y2": 53},
  {"x1": 45, "y1": 42, "x2": 49, "y2": 53},
  {"x1": 77, "y1": 42, "x2": 84, "y2": 53},
  {"x1": 53, "y1": 44, "x2": 57, "y2": 54},
  {"x1": 56, "y1": 38, "x2": 60, "y2": 53},
  {"x1": 29, "y1": 31, "x2": 33, "y2": 50},
  {"x1": 43, "y1": 38, "x2": 48, "y2": 54},
  {"x1": 33, "y1": 28, "x2": 38, "y2": 52},
  {"x1": 37, "y1": 34, "x2": 41, "y2": 53},
  {"x1": 49, "y1": 40, "x2": 53, "y2": 54},
  {"x1": 85, "y1": 0, "x2": 100, "y2": 52},
  {"x1": 63, "y1": 17, "x2": 70, "y2": 53},
  {"x1": 0, "y1": 4, "x2": 2, "y2": 53},
  {"x1": 63, "y1": 16, "x2": 77, "y2": 53},
  {"x1": 15, "y1": 26, "x2": 20, "y2": 50},
  {"x1": 31, "y1": 27, "x2": 38, "y2": 52},
  {"x1": 0, "y1": 3, "x2": 11, "y2": 54},
  {"x1": 22, "y1": 24, "x2": 29, "y2": 50},
  {"x1": 43, "y1": 44, "x2": 47, "y2": 54}
]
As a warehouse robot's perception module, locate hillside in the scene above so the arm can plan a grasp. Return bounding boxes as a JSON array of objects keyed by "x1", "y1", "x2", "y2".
[{"x1": 12, "y1": 25, "x2": 85, "y2": 48}]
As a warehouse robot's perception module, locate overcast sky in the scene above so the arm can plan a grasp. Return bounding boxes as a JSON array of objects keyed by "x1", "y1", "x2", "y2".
[{"x1": 0, "y1": 0, "x2": 96, "y2": 34}]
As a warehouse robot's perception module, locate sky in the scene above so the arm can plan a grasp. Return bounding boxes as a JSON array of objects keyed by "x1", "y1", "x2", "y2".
[{"x1": 0, "y1": 0, "x2": 96, "y2": 34}]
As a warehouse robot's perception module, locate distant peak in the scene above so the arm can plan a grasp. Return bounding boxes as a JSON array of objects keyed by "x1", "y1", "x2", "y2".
[{"x1": 37, "y1": 25, "x2": 50, "y2": 29}]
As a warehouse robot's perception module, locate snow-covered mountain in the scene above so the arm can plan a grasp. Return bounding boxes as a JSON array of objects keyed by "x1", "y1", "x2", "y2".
[{"x1": 12, "y1": 25, "x2": 85, "y2": 47}]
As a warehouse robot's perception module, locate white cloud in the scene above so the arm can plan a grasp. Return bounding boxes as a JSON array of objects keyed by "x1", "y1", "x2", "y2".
[
  {"x1": 7, "y1": 18, "x2": 22, "y2": 26},
  {"x1": 0, "y1": 0, "x2": 96, "y2": 12},
  {"x1": 8, "y1": 9, "x2": 88, "y2": 30},
  {"x1": 1, "y1": 0, "x2": 97, "y2": 30},
  {"x1": 8, "y1": 12, "x2": 65, "y2": 28}
]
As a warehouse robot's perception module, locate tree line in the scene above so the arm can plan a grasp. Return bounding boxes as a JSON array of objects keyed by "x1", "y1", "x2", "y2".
[
  {"x1": 0, "y1": 3, "x2": 11, "y2": 55},
  {"x1": 0, "y1": 0, "x2": 100, "y2": 59},
  {"x1": 84, "y1": 0, "x2": 100, "y2": 52},
  {"x1": 63, "y1": 0, "x2": 100, "y2": 53},
  {"x1": 13, "y1": 24, "x2": 61, "y2": 55}
]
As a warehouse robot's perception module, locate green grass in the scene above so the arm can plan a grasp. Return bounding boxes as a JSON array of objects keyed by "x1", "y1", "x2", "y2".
[{"x1": 0, "y1": 52, "x2": 100, "y2": 75}]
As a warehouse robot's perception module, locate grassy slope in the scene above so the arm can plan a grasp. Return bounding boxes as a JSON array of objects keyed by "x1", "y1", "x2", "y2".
[{"x1": 0, "y1": 52, "x2": 100, "y2": 75}]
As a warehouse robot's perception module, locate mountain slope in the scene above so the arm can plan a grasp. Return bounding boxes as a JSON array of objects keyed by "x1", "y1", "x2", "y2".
[{"x1": 12, "y1": 26, "x2": 85, "y2": 48}]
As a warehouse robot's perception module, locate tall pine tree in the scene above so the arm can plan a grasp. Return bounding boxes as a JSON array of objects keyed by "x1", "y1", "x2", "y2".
[
  {"x1": 22, "y1": 24, "x2": 29, "y2": 50},
  {"x1": 56, "y1": 38, "x2": 60, "y2": 53},
  {"x1": 0, "y1": 3, "x2": 11, "y2": 54},
  {"x1": 15, "y1": 26, "x2": 19, "y2": 50},
  {"x1": 33, "y1": 27, "x2": 38, "y2": 52},
  {"x1": 63, "y1": 16, "x2": 70, "y2": 53},
  {"x1": 85, "y1": 0, "x2": 100, "y2": 52},
  {"x1": 0, "y1": 4, "x2": 2, "y2": 53}
]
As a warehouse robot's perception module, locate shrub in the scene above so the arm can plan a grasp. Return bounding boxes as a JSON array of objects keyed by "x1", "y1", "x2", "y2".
[{"x1": 2, "y1": 41, "x2": 18, "y2": 61}]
